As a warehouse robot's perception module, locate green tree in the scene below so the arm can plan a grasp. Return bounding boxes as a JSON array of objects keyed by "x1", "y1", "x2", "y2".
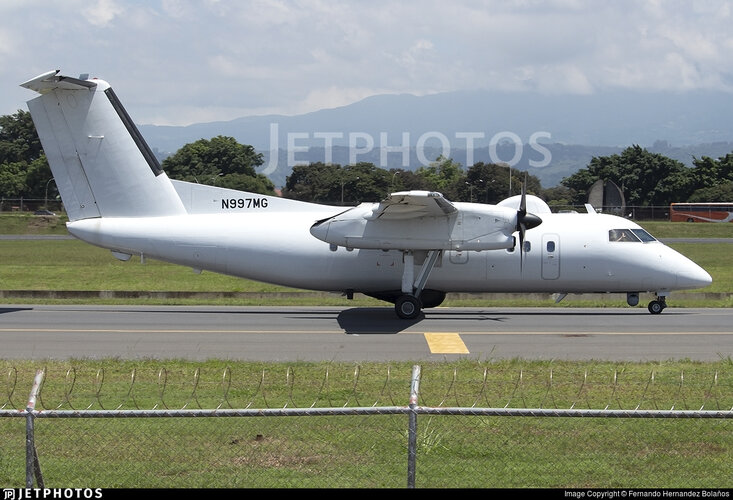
[
  {"x1": 690, "y1": 156, "x2": 721, "y2": 189},
  {"x1": 463, "y1": 162, "x2": 540, "y2": 203},
  {"x1": 282, "y1": 162, "x2": 341, "y2": 203},
  {"x1": 561, "y1": 145, "x2": 694, "y2": 206},
  {"x1": 414, "y1": 156, "x2": 465, "y2": 199},
  {"x1": 0, "y1": 110, "x2": 52, "y2": 198},
  {"x1": 345, "y1": 162, "x2": 392, "y2": 203},
  {"x1": 688, "y1": 181, "x2": 733, "y2": 202},
  {"x1": 542, "y1": 185, "x2": 575, "y2": 211},
  {"x1": 283, "y1": 158, "x2": 546, "y2": 205},
  {"x1": 0, "y1": 161, "x2": 27, "y2": 196},
  {"x1": 162, "y1": 136, "x2": 274, "y2": 194},
  {"x1": 283, "y1": 162, "x2": 391, "y2": 205},
  {"x1": 689, "y1": 153, "x2": 733, "y2": 200},
  {"x1": 388, "y1": 168, "x2": 432, "y2": 193},
  {"x1": 0, "y1": 110, "x2": 44, "y2": 162}
]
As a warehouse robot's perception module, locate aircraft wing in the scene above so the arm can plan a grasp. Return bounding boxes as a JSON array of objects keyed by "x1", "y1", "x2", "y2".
[
  {"x1": 310, "y1": 190, "x2": 520, "y2": 251},
  {"x1": 366, "y1": 191, "x2": 457, "y2": 220}
]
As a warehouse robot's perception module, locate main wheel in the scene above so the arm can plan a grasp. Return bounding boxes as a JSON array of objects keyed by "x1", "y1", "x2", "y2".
[
  {"x1": 648, "y1": 300, "x2": 664, "y2": 314},
  {"x1": 395, "y1": 295, "x2": 422, "y2": 320}
]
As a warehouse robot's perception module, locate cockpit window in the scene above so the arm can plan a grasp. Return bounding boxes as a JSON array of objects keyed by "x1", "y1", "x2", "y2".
[
  {"x1": 608, "y1": 229, "x2": 640, "y2": 242},
  {"x1": 631, "y1": 228, "x2": 657, "y2": 242}
]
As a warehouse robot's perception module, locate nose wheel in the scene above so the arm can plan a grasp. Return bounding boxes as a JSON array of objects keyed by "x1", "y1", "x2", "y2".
[{"x1": 647, "y1": 297, "x2": 667, "y2": 314}]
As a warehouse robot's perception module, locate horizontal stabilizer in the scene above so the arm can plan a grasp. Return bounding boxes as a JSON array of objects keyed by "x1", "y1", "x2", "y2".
[{"x1": 21, "y1": 70, "x2": 97, "y2": 93}]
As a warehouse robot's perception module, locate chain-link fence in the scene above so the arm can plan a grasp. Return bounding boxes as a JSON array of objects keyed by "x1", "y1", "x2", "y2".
[
  {"x1": 1, "y1": 365, "x2": 732, "y2": 489},
  {"x1": 0, "y1": 199, "x2": 64, "y2": 214}
]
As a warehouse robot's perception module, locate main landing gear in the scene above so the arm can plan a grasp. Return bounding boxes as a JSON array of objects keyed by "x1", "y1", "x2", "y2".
[
  {"x1": 395, "y1": 294, "x2": 422, "y2": 320},
  {"x1": 394, "y1": 250, "x2": 441, "y2": 320}
]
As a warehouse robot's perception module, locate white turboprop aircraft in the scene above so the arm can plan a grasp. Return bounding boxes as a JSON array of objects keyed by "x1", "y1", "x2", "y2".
[{"x1": 21, "y1": 70, "x2": 713, "y2": 319}]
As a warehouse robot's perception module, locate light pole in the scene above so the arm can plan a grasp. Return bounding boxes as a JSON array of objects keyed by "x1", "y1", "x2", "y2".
[
  {"x1": 496, "y1": 164, "x2": 512, "y2": 197},
  {"x1": 44, "y1": 178, "x2": 55, "y2": 208},
  {"x1": 465, "y1": 182, "x2": 474, "y2": 202},
  {"x1": 508, "y1": 166, "x2": 512, "y2": 197},
  {"x1": 391, "y1": 171, "x2": 400, "y2": 194},
  {"x1": 341, "y1": 176, "x2": 359, "y2": 205}
]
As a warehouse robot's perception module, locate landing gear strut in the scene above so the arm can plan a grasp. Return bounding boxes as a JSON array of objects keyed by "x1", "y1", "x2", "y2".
[
  {"x1": 647, "y1": 296, "x2": 667, "y2": 314},
  {"x1": 394, "y1": 250, "x2": 440, "y2": 320}
]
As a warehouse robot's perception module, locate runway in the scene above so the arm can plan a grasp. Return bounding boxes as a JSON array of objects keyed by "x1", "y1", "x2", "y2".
[{"x1": 1, "y1": 305, "x2": 731, "y2": 362}]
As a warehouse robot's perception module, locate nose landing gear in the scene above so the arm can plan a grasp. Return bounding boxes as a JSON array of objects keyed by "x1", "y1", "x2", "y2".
[{"x1": 647, "y1": 295, "x2": 667, "y2": 314}]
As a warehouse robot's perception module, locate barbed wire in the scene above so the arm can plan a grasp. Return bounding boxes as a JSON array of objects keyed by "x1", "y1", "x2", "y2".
[{"x1": 2, "y1": 365, "x2": 731, "y2": 412}]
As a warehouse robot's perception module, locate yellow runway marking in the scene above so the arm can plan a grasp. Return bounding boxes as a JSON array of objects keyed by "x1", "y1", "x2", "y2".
[{"x1": 424, "y1": 332, "x2": 469, "y2": 354}]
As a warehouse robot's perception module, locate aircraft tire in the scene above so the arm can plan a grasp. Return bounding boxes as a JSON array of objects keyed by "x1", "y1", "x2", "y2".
[
  {"x1": 647, "y1": 300, "x2": 664, "y2": 314},
  {"x1": 395, "y1": 295, "x2": 422, "y2": 320}
]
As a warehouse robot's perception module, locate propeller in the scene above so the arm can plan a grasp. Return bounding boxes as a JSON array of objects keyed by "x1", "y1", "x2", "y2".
[{"x1": 515, "y1": 174, "x2": 542, "y2": 270}]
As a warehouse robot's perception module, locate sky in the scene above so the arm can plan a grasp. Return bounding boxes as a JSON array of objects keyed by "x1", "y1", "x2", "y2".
[{"x1": 2, "y1": 0, "x2": 733, "y2": 127}]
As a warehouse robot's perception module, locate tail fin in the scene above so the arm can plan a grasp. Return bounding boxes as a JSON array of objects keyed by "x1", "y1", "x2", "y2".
[{"x1": 21, "y1": 70, "x2": 186, "y2": 221}]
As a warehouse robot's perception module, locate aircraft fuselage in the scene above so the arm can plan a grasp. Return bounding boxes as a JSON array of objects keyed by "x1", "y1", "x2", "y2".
[{"x1": 66, "y1": 208, "x2": 710, "y2": 297}]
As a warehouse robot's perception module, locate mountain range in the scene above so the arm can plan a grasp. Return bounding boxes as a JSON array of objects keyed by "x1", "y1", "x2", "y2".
[{"x1": 139, "y1": 89, "x2": 733, "y2": 188}]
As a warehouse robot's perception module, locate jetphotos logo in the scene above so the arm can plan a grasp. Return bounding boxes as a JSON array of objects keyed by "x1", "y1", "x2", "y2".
[{"x1": 261, "y1": 123, "x2": 552, "y2": 175}]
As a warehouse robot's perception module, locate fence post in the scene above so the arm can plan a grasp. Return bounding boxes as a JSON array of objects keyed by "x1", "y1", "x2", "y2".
[
  {"x1": 25, "y1": 369, "x2": 45, "y2": 488},
  {"x1": 406, "y1": 364, "x2": 420, "y2": 488}
]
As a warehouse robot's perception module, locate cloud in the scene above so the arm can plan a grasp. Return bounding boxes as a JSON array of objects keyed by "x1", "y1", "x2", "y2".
[
  {"x1": 82, "y1": 0, "x2": 125, "y2": 27},
  {"x1": 3, "y1": 0, "x2": 733, "y2": 126}
]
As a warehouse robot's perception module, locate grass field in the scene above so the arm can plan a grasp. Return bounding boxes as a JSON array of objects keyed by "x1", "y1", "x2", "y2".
[{"x1": 1, "y1": 358, "x2": 732, "y2": 488}]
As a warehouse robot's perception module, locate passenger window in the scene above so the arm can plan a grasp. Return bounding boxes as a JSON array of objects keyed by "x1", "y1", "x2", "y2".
[{"x1": 546, "y1": 241, "x2": 555, "y2": 252}]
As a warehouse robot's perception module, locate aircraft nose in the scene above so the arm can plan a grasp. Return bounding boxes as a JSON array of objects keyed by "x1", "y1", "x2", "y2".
[{"x1": 676, "y1": 263, "x2": 713, "y2": 290}]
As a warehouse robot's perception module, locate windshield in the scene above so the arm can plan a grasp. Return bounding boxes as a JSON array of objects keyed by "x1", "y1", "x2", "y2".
[
  {"x1": 608, "y1": 228, "x2": 657, "y2": 243},
  {"x1": 631, "y1": 228, "x2": 657, "y2": 242},
  {"x1": 608, "y1": 229, "x2": 639, "y2": 242}
]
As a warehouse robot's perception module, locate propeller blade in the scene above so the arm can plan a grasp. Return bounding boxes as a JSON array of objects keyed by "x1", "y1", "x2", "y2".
[
  {"x1": 518, "y1": 176, "x2": 528, "y2": 271},
  {"x1": 519, "y1": 222, "x2": 526, "y2": 271},
  {"x1": 514, "y1": 174, "x2": 542, "y2": 272}
]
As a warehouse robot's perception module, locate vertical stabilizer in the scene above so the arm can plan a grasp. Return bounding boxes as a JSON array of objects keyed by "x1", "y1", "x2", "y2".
[{"x1": 21, "y1": 70, "x2": 186, "y2": 221}]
